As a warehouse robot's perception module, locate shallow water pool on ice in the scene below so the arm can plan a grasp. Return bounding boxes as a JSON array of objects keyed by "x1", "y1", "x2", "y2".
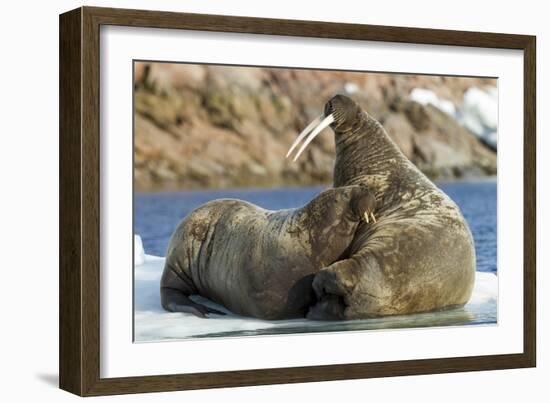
[{"x1": 134, "y1": 237, "x2": 497, "y2": 342}]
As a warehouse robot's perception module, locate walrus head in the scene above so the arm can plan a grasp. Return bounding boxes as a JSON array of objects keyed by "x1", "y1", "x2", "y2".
[
  {"x1": 305, "y1": 185, "x2": 377, "y2": 228},
  {"x1": 351, "y1": 186, "x2": 377, "y2": 223},
  {"x1": 324, "y1": 94, "x2": 362, "y2": 131},
  {"x1": 286, "y1": 94, "x2": 361, "y2": 161}
]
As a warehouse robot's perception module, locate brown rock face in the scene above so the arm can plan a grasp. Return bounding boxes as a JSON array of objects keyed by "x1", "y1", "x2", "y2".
[{"x1": 133, "y1": 62, "x2": 496, "y2": 191}]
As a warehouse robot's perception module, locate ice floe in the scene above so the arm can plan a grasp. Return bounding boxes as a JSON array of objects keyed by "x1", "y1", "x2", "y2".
[
  {"x1": 134, "y1": 234, "x2": 146, "y2": 266},
  {"x1": 134, "y1": 235, "x2": 497, "y2": 342}
]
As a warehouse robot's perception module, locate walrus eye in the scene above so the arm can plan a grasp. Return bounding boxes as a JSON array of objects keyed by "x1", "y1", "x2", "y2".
[{"x1": 286, "y1": 114, "x2": 335, "y2": 161}]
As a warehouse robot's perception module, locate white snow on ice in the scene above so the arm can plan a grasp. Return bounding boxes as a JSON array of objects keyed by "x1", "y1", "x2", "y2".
[
  {"x1": 134, "y1": 234, "x2": 146, "y2": 266},
  {"x1": 134, "y1": 236, "x2": 498, "y2": 342}
]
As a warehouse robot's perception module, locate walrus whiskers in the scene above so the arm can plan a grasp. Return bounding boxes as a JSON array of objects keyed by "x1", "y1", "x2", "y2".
[{"x1": 288, "y1": 114, "x2": 334, "y2": 161}]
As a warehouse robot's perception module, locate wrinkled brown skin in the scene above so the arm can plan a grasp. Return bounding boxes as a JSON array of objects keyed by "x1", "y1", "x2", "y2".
[
  {"x1": 161, "y1": 186, "x2": 375, "y2": 320},
  {"x1": 307, "y1": 95, "x2": 476, "y2": 320}
]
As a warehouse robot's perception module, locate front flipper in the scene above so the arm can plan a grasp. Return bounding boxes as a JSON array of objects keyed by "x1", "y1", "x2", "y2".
[
  {"x1": 307, "y1": 294, "x2": 345, "y2": 320},
  {"x1": 161, "y1": 287, "x2": 226, "y2": 318},
  {"x1": 312, "y1": 259, "x2": 359, "y2": 300},
  {"x1": 307, "y1": 259, "x2": 360, "y2": 321}
]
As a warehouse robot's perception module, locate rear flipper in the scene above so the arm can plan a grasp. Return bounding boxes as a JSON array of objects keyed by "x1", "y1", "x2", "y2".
[
  {"x1": 160, "y1": 265, "x2": 225, "y2": 318},
  {"x1": 161, "y1": 287, "x2": 226, "y2": 318}
]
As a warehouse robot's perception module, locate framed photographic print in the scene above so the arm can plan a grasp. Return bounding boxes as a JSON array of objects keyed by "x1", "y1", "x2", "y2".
[{"x1": 59, "y1": 6, "x2": 536, "y2": 396}]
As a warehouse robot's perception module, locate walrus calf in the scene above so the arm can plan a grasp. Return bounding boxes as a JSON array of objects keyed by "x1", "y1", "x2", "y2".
[
  {"x1": 161, "y1": 186, "x2": 376, "y2": 320},
  {"x1": 288, "y1": 95, "x2": 476, "y2": 320}
]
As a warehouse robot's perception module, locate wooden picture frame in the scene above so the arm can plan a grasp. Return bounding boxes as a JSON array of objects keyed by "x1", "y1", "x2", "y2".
[{"x1": 59, "y1": 6, "x2": 536, "y2": 396}]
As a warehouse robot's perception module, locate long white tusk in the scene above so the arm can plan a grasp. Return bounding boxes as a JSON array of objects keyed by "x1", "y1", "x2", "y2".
[
  {"x1": 292, "y1": 114, "x2": 334, "y2": 162},
  {"x1": 286, "y1": 115, "x2": 323, "y2": 158},
  {"x1": 364, "y1": 212, "x2": 370, "y2": 223},
  {"x1": 371, "y1": 212, "x2": 377, "y2": 223}
]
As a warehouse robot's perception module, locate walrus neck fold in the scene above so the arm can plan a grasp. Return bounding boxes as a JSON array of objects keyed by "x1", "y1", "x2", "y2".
[{"x1": 333, "y1": 111, "x2": 409, "y2": 187}]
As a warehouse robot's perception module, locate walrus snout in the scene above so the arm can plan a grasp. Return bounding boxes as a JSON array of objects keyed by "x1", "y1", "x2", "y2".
[
  {"x1": 325, "y1": 94, "x2": 361, "y2": 129},
  {"x1": 324, "y1": 94, "x2": 354, "y2": 116},
  {"x1": 287, "y1": 94, "x2": 361, "y2": 161}
]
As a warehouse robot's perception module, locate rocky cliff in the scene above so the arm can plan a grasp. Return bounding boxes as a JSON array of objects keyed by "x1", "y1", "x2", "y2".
[{"x1": 134, "y1": 62, "x2": 497, "y2": 191}]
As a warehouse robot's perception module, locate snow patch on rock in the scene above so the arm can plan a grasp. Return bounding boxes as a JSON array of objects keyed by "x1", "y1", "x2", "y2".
[{"x1": 409, "y1": 86, "x2": 498, "y2": 150}]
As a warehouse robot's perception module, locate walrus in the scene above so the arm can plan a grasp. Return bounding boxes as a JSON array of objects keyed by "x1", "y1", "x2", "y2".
[
  {"x1": 287, "y1": 94, "x2": 476, "y2": 320},
  {"x1": 160, "y1": 185, "x2": 376, "y2": 320}
]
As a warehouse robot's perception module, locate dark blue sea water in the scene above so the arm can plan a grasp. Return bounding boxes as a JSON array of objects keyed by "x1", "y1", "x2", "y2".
[{"x1": 134, "y1": 180, "x2": 496, "y2": 273}]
